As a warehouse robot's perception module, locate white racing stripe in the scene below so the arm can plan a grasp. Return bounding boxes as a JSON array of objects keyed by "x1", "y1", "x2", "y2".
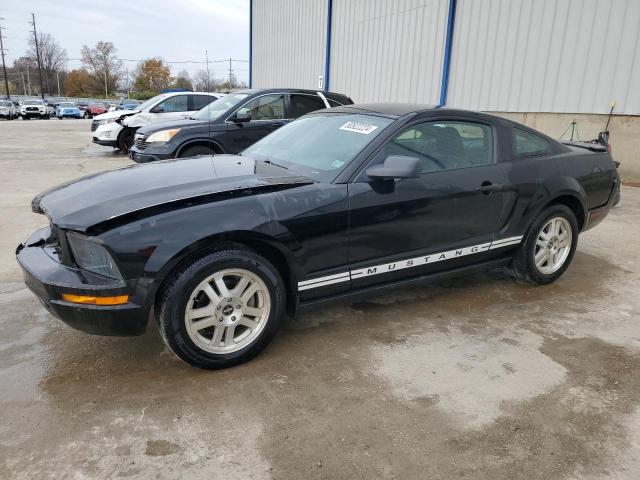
[{"x1": 297, "y1": 235, "x2": 523, "y2": 291}]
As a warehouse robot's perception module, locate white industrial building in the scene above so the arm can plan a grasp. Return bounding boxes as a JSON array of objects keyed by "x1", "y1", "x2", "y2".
[{"x1": 249, "y1": 0, "x2": 640, "y2": 181}]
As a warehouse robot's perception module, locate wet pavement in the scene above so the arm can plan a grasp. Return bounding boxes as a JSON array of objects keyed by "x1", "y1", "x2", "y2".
[{"x1": 1, "y1": 119, "x2": 639, "y2": 479}]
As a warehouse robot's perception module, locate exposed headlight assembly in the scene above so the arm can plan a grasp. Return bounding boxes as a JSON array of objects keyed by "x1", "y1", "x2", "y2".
[
  {"x1": 146, "y1": 128, "x2": 181, "y2": 143},
  {"x1": 66, "y1": 232, "x2": 123, "y2": 280}
]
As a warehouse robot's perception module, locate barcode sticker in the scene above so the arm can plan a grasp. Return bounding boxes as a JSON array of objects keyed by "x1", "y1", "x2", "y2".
[{"x1": 339, "y1": 121, "x2": 379, "y2": 135}]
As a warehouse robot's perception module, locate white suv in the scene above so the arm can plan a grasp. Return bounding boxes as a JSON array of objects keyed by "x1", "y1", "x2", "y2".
[
  {"x1": 91, "y1": 92, "x2": 221, "y2": 153},
  {"x1": 20, "y1": 100, "x2": 49, "y2": 119},
  {"x1": 0, "y1": 100, "x2": 17, "y2": 120}
]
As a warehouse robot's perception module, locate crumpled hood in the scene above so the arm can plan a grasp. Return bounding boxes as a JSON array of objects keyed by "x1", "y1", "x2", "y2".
[
  {"x1": 32, "y1": 155, "x2": 314, "y2": 233},
  {"x1": 93, "y1": 109, "x2": 139, "y2": 121}
]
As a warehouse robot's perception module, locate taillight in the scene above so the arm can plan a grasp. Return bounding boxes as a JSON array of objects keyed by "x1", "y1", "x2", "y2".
[{"x1": 607, "y1": 144, "x2": 612, "y2": 155}]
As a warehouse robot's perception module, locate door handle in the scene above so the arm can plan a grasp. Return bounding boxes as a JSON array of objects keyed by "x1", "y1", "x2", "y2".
[{"x1": 476, "y1": 182, "x2": 505, "y2": 194}]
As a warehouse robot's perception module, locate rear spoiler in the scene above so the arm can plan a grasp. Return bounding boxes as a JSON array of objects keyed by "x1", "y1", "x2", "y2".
[{"x1": 561, "y1": 140, "x2": 608, "y2": 152}]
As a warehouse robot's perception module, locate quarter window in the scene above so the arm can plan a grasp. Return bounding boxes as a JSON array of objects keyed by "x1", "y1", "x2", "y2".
[
  {"x1": 289, "y1": 94, "x2": 326, "y2": 117},
  {"x1": 382, "y1": 120, "x2": 494, "y2": 173},
  {"x1": 514, "y1": 129, "x2": 553, "y2": 158},
  {"x1": 191, "y1": 95, "x2": 215, "y2": 111},
  {"x1": 237, "y1": 94, "x2": 285, "y2": 120}
]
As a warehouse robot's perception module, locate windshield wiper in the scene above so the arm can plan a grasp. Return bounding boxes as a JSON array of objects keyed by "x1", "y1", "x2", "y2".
[
  {"x1": 244, "y1": 153, "x2": 289, "y2": 170},
  {"x1": 262, "y1": 159, "x2": 288, "y2": 170}
]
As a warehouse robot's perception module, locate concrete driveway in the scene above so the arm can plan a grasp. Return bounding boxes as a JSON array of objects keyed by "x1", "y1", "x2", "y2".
[{"x1": 1, "y1": 119, "x2": 639, "y2": 479}]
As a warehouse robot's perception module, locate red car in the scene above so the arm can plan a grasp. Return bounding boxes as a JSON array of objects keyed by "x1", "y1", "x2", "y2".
[{"x1": 87, "y1": 103, "x2": 109, "y2": 118}]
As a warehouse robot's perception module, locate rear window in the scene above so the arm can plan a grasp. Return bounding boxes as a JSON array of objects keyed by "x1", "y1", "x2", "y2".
[{"x1": 514, "y1": 128, "x2": 553, "y2": 158}]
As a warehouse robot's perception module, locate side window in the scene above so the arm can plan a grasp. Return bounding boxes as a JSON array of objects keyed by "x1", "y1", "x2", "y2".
[
  {"x1": 327, "y1": 98, "x2": 345, "y2": 107},
  {"x1": 157, "y1": 95, "x2": 188, "y2": 113},
  {"x1": 514, "y1": 129, "x2": 553, "y2": 158},
  {"x1": 237, "y1": 94, "x2": 285, "y2": 120},
  {"x1": 382, "y1": 120, "x2": 494, "y2": 174},
  {"x1": 289, "y1": 94, "x2": 326, "y2": 117},
  {"x1": 191, "y1": 95, "x2": 215, "y2": 111}
]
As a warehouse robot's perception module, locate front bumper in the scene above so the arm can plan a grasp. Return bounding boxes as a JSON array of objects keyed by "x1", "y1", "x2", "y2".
[
  {"x1": 16, "y1": 227, "x2": 151, "y2": 336},
  {"x1": 93, "y1": 122, "x2": 123, "y2": 145},
  {"x1": 128, "y1": 145, "x2": 175, "y2": 163}
]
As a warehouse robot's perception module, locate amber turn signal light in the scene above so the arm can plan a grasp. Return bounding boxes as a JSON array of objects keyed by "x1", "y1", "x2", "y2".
[{"x1": 62, "y1": 294, "x2": 129, "y2": 305}]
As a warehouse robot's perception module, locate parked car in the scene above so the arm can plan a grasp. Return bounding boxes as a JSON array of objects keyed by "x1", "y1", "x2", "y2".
[
  {"x1": 128, "y1": 89, "x2": 354, "y2": 162},
  {"x1": 20, "y1": 99, "x2": 49, "y2": 119},
  {"x1": 86, "y1": 103, "x2": 109, "y2": 118},
  {"x1": 91, "y1": 91, "x2": 221, "y2": 153},
  {"x1": 122, "y1": 100, "x2": 141, "y2": 110},
  {"x1": 16, "y1": 104, "x2": 620, "y2": 369},
  {"x1": 0, "y1": 99, "x2": 18, "y2": 119},
  {"x1": 55, "y1": 102, "x2": 82, "y2": 119}
]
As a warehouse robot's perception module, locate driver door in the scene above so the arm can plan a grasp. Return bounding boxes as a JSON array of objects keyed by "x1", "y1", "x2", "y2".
[
  {"x1": 347, "y1": 118, "x2": 512, "y2": 289},
  {"x1": 225, "y1": 93, "x2": 288, "y2": 153}
]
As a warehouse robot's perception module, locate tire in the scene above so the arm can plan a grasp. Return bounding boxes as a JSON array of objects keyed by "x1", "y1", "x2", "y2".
[
  {"x1": 179, "y1": 145, "x2": 215, "y2": 158},
  {"x1": 510, "y1": 204, "x2": 579, "y2": 285},
  {"x1": 157, "y1": 247, "x2": 286, "y2": 369},
  {"x1": 117, "y1": 127, "x2": 135, "y2": 153}
]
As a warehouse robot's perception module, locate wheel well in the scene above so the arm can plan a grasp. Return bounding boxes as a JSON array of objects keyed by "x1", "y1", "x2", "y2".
[
  {"x1": 153, "y1": 235, "x2": 297, "y2": 319},
  {"x1": 178, "y1": 141, "x2": 224, "y2": 157},
  {"x1": 546, "y1": 195, "x2": 586, "y2": 230}
]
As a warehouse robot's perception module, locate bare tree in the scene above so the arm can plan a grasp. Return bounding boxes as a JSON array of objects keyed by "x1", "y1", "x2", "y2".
[
  {"x1": 173, "y1": 70, "x2": 193, "y2": 91},
  {"x1": 27, "y1": 32, "x2": 67, "y2": 95},
  {"x1": 81, "y1": 41, "x2": 123, "y2": 97}
]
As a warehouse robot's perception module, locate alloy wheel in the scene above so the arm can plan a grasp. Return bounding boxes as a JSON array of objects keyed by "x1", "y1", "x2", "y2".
[
  {"x1": 184, "y1": 269, "x2": 271, "y2": 354},
  {"x1": 534, "y1": 216, "x2": 572, "y2": 275}
]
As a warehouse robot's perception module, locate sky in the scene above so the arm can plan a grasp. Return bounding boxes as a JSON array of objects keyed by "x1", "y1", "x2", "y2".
[{"x1": 0, "y1": 0, "x2": 250, "y2": 83}]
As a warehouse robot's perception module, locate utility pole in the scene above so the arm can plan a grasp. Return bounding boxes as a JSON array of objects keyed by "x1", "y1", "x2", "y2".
[
  {"x1": 0, "y1": 21, "x2": 10, "y2": 99},
  {"x1": 26, "y1": 65, "x2": 31, "y2": 95},
  {"x1": 21, "y1": 71, "x2": 26, "y2": 95},
  {"x1": 104, "y1": 69, "x2": 108, "y2": 99},
  {"x1": 205, "y1": 50, "x2": 211, "y2": 92},
  {"x1": 228, "y1": 58, "x2": 233, "y2": 86},
  {"x1": 30, "y1": 13, "x2": 45, "y2": 100},
  {"x1": 56, "y1": 70, "x2": 61, "y2": 97}
]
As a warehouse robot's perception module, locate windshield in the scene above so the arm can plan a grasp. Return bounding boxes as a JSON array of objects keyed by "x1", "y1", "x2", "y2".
[
  {"x1": 137, "y1": 95, "x2": 165, "y2": 111},
  {"x1": 59, "y1": 102, "x2": 75, "y2": 108},
  {"x1": 243, "y1": 114, "x2": 393, "y2": 182},
  {"x1": 192, "y1": 93, "x2": 249, "y2": 121}
]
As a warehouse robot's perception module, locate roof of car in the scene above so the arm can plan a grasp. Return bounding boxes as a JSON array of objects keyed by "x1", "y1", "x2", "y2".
[
  {"x1": 323, "y1": 103, "x2": 440, "y2": 117},
  {"x1": 229, "y1": 88, "x2": 348, "y2": 97}
]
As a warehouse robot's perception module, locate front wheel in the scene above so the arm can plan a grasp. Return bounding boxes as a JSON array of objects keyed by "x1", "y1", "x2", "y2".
[
  {"x1": 510, "y1": 204, "x2": 579, "y2": 285},
  {"x1": 179, "y1": 145, "x2": 215, "y2": 158},
  {"x1": 117, "y1": 127, "x2": 135, "y2": 153},
  {"x1": 157, "y1": 248, "x2": 286, "y2": 369}
]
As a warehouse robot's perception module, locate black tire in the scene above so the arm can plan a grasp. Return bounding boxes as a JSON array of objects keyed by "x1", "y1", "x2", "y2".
[
  {"x1": 83, "y1": 111, "x2": 90, "y2": 119},
  {"x1": 179, "y1": 145, "x2": 215, "y2": 158},
  {"x1": 157, "y1": 247, "x2": 286, "y2": 369},
  {"x1": 510, "y1": 204, "x2": 579, "y2": 285},
  {"x1": 117, "y1": 127, "x2": 136, "y2": 153}
]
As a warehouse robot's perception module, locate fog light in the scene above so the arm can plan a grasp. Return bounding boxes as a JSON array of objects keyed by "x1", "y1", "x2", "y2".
[{"x1": 62, "y1": 294, "x2": 129, "y2": 305}]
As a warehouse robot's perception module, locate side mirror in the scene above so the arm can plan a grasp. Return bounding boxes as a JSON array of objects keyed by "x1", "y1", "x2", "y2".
[
  {"x1": 233, "y1": 112, "x2": 251, "y2": 123},
  {"x1": 366, "y1": 155, "x2": 421, "y2": 180},
  {"x1": 151, "y1": 105, "x2": 165, "y2": 113}
]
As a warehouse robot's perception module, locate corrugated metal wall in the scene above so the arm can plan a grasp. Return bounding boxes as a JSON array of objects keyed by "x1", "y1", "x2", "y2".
[
  {"x1": 448, "y1": 0, "x2": 640, "y2": 115},
  {"x1": 252, "y1": 0, "x2": 327, "y2": 89},
  {"x1": 251, "y1": 0, "x2": 640, "y2": 114},
  {"x1": 329, "y1": 0, "x2": 449, "y2": 104}
]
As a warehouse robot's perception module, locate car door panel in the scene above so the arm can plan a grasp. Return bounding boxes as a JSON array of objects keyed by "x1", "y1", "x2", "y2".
[{"x1": 347, "y1": 119, "x2": 513, "y2": 290}]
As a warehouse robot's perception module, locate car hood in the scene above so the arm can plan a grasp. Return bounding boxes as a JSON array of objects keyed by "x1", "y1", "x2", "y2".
[
  {"x1": 94, "y1": 109, "x2": 139, "y2": 121},
  {"x1": 137, "y1": 118, "x2": 210, "y2": 135},
  {"x1": 32, "y1": 155, "x2": 314, "y2": 233}
]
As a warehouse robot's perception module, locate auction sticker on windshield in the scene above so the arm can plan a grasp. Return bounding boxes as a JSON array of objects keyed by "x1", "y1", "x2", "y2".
[{"x1": 339, "y1": 121, "x2": 379, "y2": 134}]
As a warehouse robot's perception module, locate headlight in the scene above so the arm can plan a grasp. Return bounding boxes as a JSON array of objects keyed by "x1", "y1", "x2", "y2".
[
  {"x1": 66, "y1": 232, "x2": 123, "y2": 280},
  {"x1": 94, "y1": 118, "x2": 115, "y2": 127},
  {"x1": 146, "y1": 128, "x2": 181, "y2": 143}
]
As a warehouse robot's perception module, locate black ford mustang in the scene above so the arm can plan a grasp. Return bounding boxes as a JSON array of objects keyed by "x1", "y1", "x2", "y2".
[{"x1": 16, "y1": 104, "x2": 620, "y2": 369}]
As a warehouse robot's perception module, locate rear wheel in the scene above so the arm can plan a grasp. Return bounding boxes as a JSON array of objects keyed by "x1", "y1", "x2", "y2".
[
  {"x1": 179, "y1": 144, "x2": 215, "y2": 158},
  {"x1": 510, "y1": 204, "x2": 578, "y2": 285},
  {"x1": 157, "y1": 248, "x2": 285, "y2": 369}
]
